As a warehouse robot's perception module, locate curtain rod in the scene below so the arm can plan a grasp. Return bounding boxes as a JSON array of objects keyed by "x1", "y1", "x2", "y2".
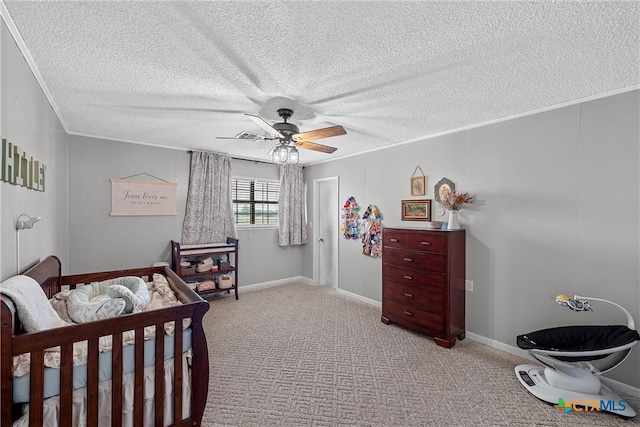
[
  {"x1": 232, "y1": 157, "x2": 274, "y2": 166},
  {"x1": 186, "y1": 150, "x2": 303, "y2": 167},
  {"x1": 186, "y1": 150, "x2": 273, "y2": 165}
]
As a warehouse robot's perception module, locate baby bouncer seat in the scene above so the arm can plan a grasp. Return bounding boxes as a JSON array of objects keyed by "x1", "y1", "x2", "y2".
[{"x1": 515, "y1": 295, "x2": 640, "y2": 418}]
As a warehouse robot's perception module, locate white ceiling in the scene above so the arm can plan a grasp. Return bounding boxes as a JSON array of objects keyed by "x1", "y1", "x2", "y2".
[{"x1": 2, "y1": 1, "x2": 638, "y2": 165}]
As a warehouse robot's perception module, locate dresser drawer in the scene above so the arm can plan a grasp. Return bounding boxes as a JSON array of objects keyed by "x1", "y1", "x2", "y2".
[
  {"x1": 383, "y1": 299, "x2": 444, "y2": 332},
  {"x1": 383, "y1": 248, "x2": 445, "y2": 273},
  {"x1": 383, "y1": 229, "x2": 446, "y2": 254},
  {"x1": 383, "y1": 281, "x2": 444, "y2": 312},
  {"x1": 382, "y1": 264, "x2": 445, "y2": 292}
]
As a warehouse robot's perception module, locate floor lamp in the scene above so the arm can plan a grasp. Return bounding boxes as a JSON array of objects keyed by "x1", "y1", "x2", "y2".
[{"x1": 16, "y1": 214, "x2": 42, "y2": 274}]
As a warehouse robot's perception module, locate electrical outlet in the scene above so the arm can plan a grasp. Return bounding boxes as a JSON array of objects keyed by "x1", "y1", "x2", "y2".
[{"x1": 465, "y1": 280, "x2": 474, "y2": 292}]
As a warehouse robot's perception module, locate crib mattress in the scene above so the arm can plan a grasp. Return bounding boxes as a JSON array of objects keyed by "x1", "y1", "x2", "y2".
[
  {"x1": 13, "y1": 328, "x2": 192, "y2": 403},
  {"x1": 517, "y1": 325, "x2": 639, "y2": 361}
]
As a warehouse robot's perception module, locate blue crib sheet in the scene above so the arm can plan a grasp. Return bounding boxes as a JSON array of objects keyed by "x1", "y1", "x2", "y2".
[{"x1": 13, "y1": 328, "x2": 192, "y2": 403}]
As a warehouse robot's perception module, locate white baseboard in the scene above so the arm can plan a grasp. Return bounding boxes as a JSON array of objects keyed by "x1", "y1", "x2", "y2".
[
  {"x1": 241, "y1": 277, "x2": 381, "y2": 308},
  {"x1": 466, "y1": 332, "x2": 640, "y2": 399},
  {"x1": 336, "y1": 288, "x2": 382, "y2": 308},
  {"x1": 465, "y1": 331, "x2": 533, "y2": 360},
  {"x1": 599, "y1": 377, "x2": 640, "y2": 400},
  {"x1": 240, "y1": 276, "x2": 314, "y2": 293},
  {"x1": 239, "y1": 279, "x2": 640, "y2": 399}
]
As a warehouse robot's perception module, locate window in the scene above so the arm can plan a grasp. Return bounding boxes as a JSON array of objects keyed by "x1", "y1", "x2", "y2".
[{"x1": 232, "y1": 178, "x2": 279, "y2": 225}]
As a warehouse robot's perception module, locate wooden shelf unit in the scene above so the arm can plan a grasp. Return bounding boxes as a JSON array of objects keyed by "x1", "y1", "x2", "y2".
[{"x1": 170, "y1": 238, "x2": 239, "y2": 300}]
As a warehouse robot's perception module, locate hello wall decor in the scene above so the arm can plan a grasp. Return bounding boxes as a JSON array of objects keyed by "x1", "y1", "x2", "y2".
[
  {"x1": 110, "y1": 176, "x2": 177, "y2": 216},
  {"x1": 1, "y1": 138, "x2": 46, "y2": 191}
]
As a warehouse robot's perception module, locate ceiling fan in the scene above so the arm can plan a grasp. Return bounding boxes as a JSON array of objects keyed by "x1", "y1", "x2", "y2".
[{"x1": 217, "y1": 108, "x2": 346, "y2": 163}]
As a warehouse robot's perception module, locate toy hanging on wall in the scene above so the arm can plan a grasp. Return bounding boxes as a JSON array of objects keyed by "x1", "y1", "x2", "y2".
[
  {"x1": 341, "y1": 196, "x2": 361, "y2": 239},
  {"x1": 361, "y1": 204, "x2": 383, "y2": 257}
]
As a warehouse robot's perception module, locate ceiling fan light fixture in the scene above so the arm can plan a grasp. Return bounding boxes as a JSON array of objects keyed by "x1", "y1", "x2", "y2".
[
  {"x1": 288, "y1": 146, "x2": 299, "y2": 164},
  {"x1": 271, "y1": 144, "x2": 300, "y2": 165},
  {"x1": 278, "y1": 146, "x2": 290, "y2": 164},
  {"x1": 234, "y1": 109, "x2": 345, "y2": 163},
  {"x1": 272, "y1": 144, "x2": 289, "y2": 164}
]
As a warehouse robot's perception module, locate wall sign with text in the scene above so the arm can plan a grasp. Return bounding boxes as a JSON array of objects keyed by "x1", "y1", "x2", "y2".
[
  {"x1": 1, "y1": 138, "x2": 46, "y2": 191},
  {"x1": 110, "y1": 178, "x2": 177, "y2": 216}
]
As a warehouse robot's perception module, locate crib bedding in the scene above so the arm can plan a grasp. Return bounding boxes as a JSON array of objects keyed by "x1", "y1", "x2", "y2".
[
  {"x1": 12, "y1": 272, "x2": 190, "y2": 378},
  {"x1": 13, "y1": 328, "x2": 192, "y2": 403},
  {"x1": 64, "y1": 276, "x2": 150, "y2": 323},
  {"x1": 13, "y1": 355, "x2": 192, "y2": 427},
  {"x1": 1, "y1": 256, "x2": 210, "y2": 427}
]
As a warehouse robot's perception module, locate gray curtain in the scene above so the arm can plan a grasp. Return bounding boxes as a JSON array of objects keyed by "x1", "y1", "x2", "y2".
[
  {"x1": 278, "y1": 164, "x2": 308, "y2": 246},
  {"x1": 182, "y1": 151, "x2": 237, "y2": 244}
]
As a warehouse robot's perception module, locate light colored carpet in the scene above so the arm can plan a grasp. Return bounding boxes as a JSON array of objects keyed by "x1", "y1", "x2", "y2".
[{"x1": 201, "y1": 283, "x2": 639, "y2": 426}]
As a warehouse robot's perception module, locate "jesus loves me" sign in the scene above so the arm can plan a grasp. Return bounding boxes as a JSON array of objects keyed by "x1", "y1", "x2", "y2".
[{"x1": 110, "y1": 178, "x2": 177, "y2": 216}]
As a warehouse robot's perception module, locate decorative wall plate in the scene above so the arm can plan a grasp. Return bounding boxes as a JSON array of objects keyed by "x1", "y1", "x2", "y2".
[{"x1": 434, "y1": 177, "x2": 455, "y2": 203}]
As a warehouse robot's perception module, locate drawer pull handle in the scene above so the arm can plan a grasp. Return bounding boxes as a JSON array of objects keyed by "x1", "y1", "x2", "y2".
[
  {"x1": 403, "y1": 310, "x2": 413, "y2": 316},
  {"x1": 390, "y1": 238, "x2": 399, "y2": 243},
  {"x1": 403, "y1": 258, "x2": 413, "y2": 262},
  {"x1": 404, "y1": 293, "x2": 414, "y2": 298},
  {"x1": 420, "y1": 241, "x2": 431, "y2": 246},
  {"x1": 403, "y1": 275, "x2": 413, "y2": 280}
]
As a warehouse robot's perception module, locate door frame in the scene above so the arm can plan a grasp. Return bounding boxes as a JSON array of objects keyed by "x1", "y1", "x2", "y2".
[{"x1": 312, "y1": 176, "x2": 339, "y2": 289}]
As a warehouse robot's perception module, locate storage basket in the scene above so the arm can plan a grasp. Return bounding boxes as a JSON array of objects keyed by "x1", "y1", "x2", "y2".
[
  {"x1": 196, "y1": 280, "x2": 216, "y2": 292},
  {"x1": 196, "y1": 257, "x2": 214, "y2": 273},
  {"x1": 218, "y1": 275, "x2": 233, "y2": 289},
  {"x1": 181, "y1": 264, "x2": 196, "y2": 275}
]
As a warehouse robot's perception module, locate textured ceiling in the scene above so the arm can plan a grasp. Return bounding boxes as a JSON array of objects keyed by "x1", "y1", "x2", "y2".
[{"x1": 2, "y1": 1, "x2": 639, "y2": 165}]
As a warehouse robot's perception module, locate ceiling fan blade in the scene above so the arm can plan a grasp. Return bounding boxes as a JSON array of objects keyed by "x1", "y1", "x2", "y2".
[
  {"x1": 245, "y1": 113, "x2": 285, "y2": 139},
  {"x1": 295, "y1": 140, "x2": 337, "y2": 154},
  {"x1": 292, "y1": 125, "x2": 346, "y2": 142},
  {"x1": 216, "y1": 131, "x2": 274, "y2": 140}
]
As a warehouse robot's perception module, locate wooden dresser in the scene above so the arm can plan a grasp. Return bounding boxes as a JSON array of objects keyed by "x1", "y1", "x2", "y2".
[{"x1": 381, "y1": 227, "x2": 466, "y2": 348}]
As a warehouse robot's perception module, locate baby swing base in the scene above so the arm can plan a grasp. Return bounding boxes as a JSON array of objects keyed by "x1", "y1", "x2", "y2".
[{"x1": 515, "y1": 364, "x2": 636, "y2": 418}]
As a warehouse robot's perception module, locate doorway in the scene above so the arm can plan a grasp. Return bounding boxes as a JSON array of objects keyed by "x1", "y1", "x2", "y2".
[{"x1": 313, "y1": 176, "x2": 339, "y2": 288}]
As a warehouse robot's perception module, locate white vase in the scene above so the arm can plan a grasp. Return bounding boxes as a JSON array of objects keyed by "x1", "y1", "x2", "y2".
[{"x1": 447, "y1": 210, "x2": 460, "y2": 230}]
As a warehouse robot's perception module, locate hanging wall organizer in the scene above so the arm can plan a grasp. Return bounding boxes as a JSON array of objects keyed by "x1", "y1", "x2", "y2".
[
  {"x1": 361, "y1": 204, "x2": 383, "y2": 257},
  {"x1": 341, "y1": 196, "x2": 361, "y2": 239}
]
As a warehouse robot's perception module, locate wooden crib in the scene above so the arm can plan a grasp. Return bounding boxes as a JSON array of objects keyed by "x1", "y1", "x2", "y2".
[{"x1": 0, "y1": 256, "x2": 210, "y2": 426}]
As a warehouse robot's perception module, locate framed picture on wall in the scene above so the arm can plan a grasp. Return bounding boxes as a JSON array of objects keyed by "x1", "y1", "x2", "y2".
[
  {"x1": 410, "y1": 175, "x2": 426, "y2": 196},
  {"x1": 401, "y1": 199, "x2": 432, "y2": 221},
  {"x1": 434, "y1": 177, "x2": 455, "y2": 203}
]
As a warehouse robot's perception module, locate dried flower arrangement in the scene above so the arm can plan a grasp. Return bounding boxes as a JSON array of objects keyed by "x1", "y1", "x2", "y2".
[{"x1": 440, "y1": 191, "x2": 474, "y2": 211}]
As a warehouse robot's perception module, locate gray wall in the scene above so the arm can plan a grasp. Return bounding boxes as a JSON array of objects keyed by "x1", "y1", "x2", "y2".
[
  {"x1": 3, "y1": 16, "x2": 637, "y2": 390},
  {"x1": 303, "y1": 90, "x2": 640, "y2": 388},
  {"x1": 66, "y1": 136, "x2": 189, "y2": 273},
  {"x1": 67, "y1": 135, "x2": 303, "y2": 283},
  {"x1": 1, "y1": 21, "x2": 68, "y2": 280}
]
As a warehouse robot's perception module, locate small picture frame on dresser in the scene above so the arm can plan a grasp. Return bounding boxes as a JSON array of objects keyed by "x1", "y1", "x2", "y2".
[{"x1": 401, "y1": 199, "x2": 432, "y2": 221}]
